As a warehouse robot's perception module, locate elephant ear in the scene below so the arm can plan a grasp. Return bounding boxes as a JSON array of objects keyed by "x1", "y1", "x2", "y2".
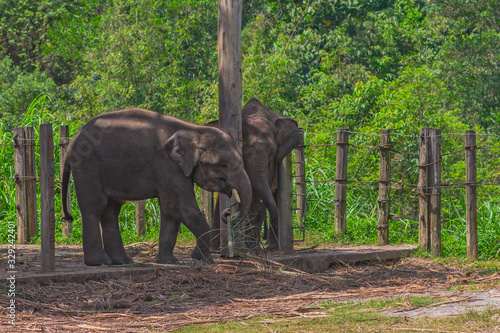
[
  {"x1": 274, "y1": 117, "x2": 302, "y2": 163},
  {"x1": 165, "y1": 130, "x2": 200, "y2": 177}
]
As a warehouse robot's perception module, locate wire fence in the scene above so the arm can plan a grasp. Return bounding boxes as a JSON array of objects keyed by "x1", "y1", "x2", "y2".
[
  {"x1": 2, "y1": 125, "x2": 500, "y2": 259},
  {"x1": 3, "y1": 128, "x2": 499, "y2": 186},
  {"x1": 0, "y1": 135, "x2": 70, "y2": 183},
  {"x1": 299, "y1": 128, "x2": 500, "y2": 258},
  {"x1": 302, "y1": 130, "x2": 500, "y2": 189}
]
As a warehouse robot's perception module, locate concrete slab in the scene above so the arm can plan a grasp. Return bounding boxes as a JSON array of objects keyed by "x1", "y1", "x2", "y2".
[
  {"x1": 270, "y1": 244, "x2": 417, "y2": 273},
  {"x1": 4, "y1": 266, "x2": 163, "y2": 284}
]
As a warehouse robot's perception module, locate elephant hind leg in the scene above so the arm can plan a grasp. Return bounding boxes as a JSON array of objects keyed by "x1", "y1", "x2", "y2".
[
  {"x1": 80, "y1": 207, "x2": 113, "y2": 266},
  {"x1": 73, "y1": 172, "x2": 112, "y2": 266},
  {"x1": 100, "y1": 200, "x2": 132, "y2": 265}
]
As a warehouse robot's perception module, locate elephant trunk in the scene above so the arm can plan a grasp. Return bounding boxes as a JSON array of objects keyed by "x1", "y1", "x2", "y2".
[
  {"x1": 245, "y1": 161, "x2": 279, "y2": 221},
  {"x1": 229, "y1": 168, "x2": 252, "y2": 220}
]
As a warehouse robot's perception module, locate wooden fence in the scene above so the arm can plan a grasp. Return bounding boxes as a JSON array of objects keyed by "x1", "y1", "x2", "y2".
[
  {"x1": 10, "y1": 124, "x2": 59, "y2": 271},
  {"x1": 4, "y1": 124, "x2": 497, "y2": 273},
  {"x1": 310, "y1": 128, "x2": 496, "y2": 260}
]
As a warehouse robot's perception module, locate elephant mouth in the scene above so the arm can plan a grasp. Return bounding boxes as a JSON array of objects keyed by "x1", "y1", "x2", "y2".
[
  {"x1": 221, "y1": 186, "x2": 241, "y2": 203},
  {"x1": 200, "y1": 179, "x2": 241, "y2": 202},
  {"x1": 222, "y1": 185, "x2": 232, "y2": 198},
  {"x1": 216, "y1": 178, "x2": 232, "y2": 197}
]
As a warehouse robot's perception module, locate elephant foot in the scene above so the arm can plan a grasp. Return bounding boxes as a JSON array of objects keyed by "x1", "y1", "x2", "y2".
[
  {"x1": 111, "y1": 255, "x2": 133, "y2": 265},
  {"x1": 155, "y1": 254, "x2": 180, "y2": 265},
  {"x1": 191, "y1": 246, "x2": 213, "y2": 263},
  {"x1": 84, "y1": 252, "x2": 113, "y2": 266}
]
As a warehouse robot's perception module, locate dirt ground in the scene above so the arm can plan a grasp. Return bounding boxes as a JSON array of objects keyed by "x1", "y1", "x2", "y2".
[{"x1": 1, "y1": 243, "x2": 499, "y2": 332}]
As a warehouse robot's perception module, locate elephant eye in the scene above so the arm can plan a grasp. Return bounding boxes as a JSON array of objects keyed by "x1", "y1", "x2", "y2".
[{"x1": 221, "y1": 162, "x2": 229, "y2": 169}]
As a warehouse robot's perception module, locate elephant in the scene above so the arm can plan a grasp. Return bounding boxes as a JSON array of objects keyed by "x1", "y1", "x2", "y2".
[
  {"x1": 61, "y1": 108, "x2": 252, "y2": 266},
  {"x1": 208, "y1": 98, "x2": 302, "y2": 252}
]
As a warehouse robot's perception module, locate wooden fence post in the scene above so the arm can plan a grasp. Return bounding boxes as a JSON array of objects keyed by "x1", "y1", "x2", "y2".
[
  {"x1": 13, "y1": 127, "x2": 28, "y2": 244},
  {"x1": 13, "y1": 126, "x2": 37, "y2": 243},
  {"x1": 218, "y1": 0, "x2": 243, "y2": 256},
  {"x1": 278, "y1": 153, "x2": 294, "y2": 253},
  {"x1": 200, "y1": 189, "x2": 214, "y2": 223},
  {"x1": 418, "y1": 128, "x2": 430, "y2": 251},
  {"x1": 200, "y1": 189, "x2": 218, "y2": 251},
  {"x1": 208, "y1": 194, "x2": 220, "y2": 251},
  {"x1": 335, "y1": 129, "x2": 349, "y2": 234},
  {"x1": 377, "y1": 129, "x2": 391, "y2": 245},
  {"x1": 40, "y1": 123, "x2": 55, "y2": 272},
  {"x1": 294, "y1": 128, "x2": 306, "y2": 236},
  {"x1": 135, "y1": 200, "x2": 146, "y2": 236},
  {"x1": 465, "y1": 130, "x2": 478, "y2": 259},
  {"x1": 59, "y1": 125, "x2": 72, "y2": 237},
  {"x1": 429, "y1": 128, "x2": 441, "y2": 257}
]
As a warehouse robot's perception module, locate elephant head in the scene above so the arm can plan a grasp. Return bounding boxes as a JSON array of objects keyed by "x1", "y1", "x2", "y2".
[
  {"x1": 241, "y1": 98, "x2": 302, "y2": 249},
  {"x1": 207, "y1": 98, "x2": 302, "y2": 251},
  {"x1": 165, "y1": 126, "x2": 252, "y2": 220}
]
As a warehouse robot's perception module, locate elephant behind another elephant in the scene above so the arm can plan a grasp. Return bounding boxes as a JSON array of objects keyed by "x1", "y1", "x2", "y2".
[
  {"x1": 61, "y1": 108, "x2": 252, "y2": 266},
  {"x1": 208, "y1": 98, "x2": 302, "y2": 252}
]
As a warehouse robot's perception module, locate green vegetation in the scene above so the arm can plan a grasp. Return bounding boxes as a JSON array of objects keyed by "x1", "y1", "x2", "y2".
[{"x1": 1, "y1": 0, "x2": 499, "y2": 259}]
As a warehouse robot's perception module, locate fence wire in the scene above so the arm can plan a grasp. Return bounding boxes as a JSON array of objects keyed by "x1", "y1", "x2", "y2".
[
  {"x1": 302, "y1": 130, "x2": 500, "y2": 190},
  {"x1": 1, "y1": 129, "x2": 500, "y2": 191}
]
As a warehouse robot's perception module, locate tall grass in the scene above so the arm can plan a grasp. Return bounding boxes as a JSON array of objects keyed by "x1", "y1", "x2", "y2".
[
  {"x1": 303, "y1": 159, "x2": 419, "y2": 247},
  {"x1": 1, "y1": 94, "x2": 59, "y2": 242},
  {"x1": 0, "y1": 121, "x2": 16, "y2": 228},
  {"x1": 440, "y1": 190, "x2": 500, "y2": 259},
  {"x1": 303, "y1": 163, "x2": 500, "y2": 259}
]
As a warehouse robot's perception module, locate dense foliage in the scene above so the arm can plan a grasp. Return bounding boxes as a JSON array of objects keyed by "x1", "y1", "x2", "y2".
[{"x1": 1, "y1": 0, "x2": 499, "y2": 258}]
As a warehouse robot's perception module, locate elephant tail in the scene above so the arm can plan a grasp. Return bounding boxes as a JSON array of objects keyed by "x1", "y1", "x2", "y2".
[{"x1": 61, "y1": 156, "x2": 73, "y2": 223}]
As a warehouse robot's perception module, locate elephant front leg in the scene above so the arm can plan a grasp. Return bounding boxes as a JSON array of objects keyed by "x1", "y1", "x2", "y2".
[
  {"x1": 267, "y1": 191, "x2": 281, "y2": 251},
  {"x1": 181, "y1": 205, "x2": 213, "y2": 263},
  {"x1": 210, "y1": 200, "x2": 221, "y2": 251},
  {"x1": 158, "y1": 194, "x2": 213, "y2": 263},
  {"x1": 245, "y1": 201, "x2": 266, "y2": 253}
]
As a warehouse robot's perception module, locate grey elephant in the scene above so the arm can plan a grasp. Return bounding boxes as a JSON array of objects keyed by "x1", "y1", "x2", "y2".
[
  {"x1": 208, "y1": 98, "x2": 302, "y2": 251},
  {"x1": 61, "y1": 108, "x2": 252, "y2": 266}
]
